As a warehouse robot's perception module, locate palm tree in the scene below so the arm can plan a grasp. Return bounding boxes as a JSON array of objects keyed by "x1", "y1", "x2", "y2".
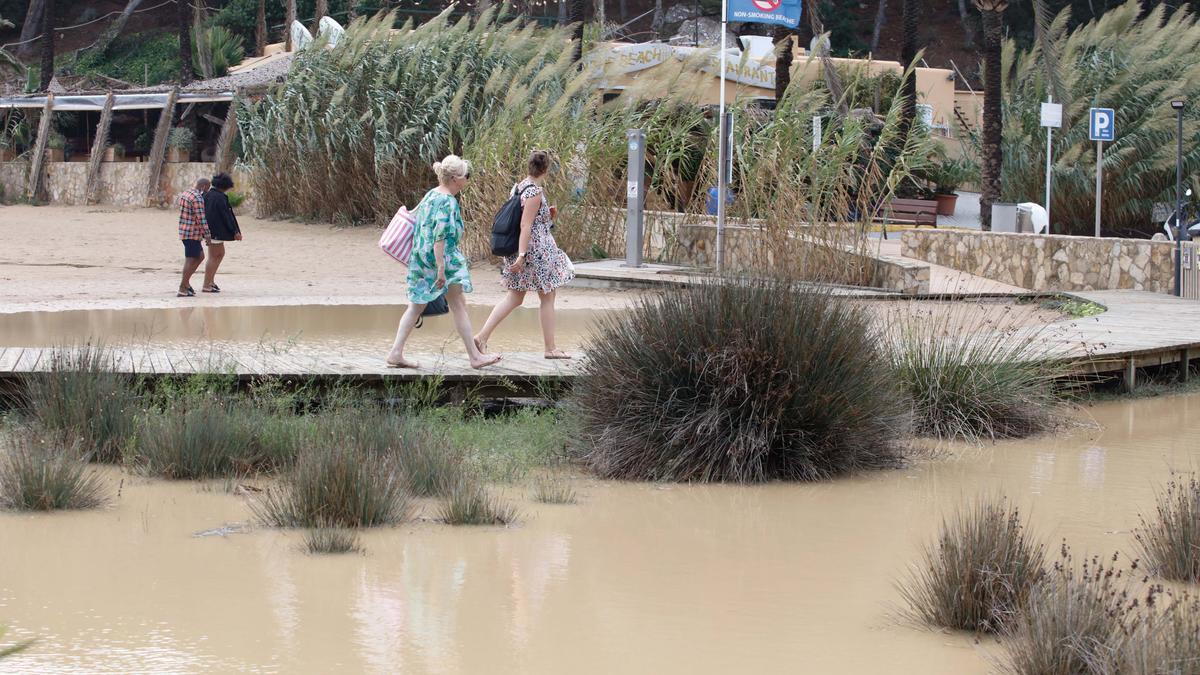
[
  {"x1": 178, "y1": 0, "x2": 193, "y2": 84},
  {"x1": 773, "y1": 25, "x2": 795, "y2": 100},
  {"x1": 0, "y1": 16, "x2": 21, "y2": 75},
  {"x1": 39, "y1": 0, "x2": 54, "y2": 91},
  {"x1": 898, "y1": 0, "x2": 920, "y2": 139},
  {"x1": 870, "y1": 0, "x2": 887, "y2": 53},
  {"x1": 974, "y1": 0, "x2": 1007, "y2": 230},
  {"x1": 255, "y1": 0, "x2": 267, "y2": 56},
  {"x1": 285, "y1": 0, "x2": 297, "y2": 51}
]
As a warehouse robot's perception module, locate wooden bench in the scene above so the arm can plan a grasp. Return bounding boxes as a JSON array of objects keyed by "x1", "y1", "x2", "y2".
[{"x1": 879, "y1": 198, "x2": 938, "y2": 239}]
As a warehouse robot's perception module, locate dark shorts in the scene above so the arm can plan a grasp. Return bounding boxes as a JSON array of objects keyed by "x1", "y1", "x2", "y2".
[{"x1": 182, "y1": 239, "x2": 203, "y2": 258}]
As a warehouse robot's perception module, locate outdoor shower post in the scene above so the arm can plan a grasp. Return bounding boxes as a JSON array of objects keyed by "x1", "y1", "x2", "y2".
[{"x1": 625, "y1": 129, "x2": 646, "y2": 268}]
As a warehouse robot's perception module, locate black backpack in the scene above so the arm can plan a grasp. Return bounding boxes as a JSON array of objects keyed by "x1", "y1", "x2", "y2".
[{"x1": 490, "y1": 184, "x2": 525, "y2": 256}]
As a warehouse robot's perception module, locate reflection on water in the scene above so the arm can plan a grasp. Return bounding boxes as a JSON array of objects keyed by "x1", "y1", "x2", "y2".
[
  {"x1": 2, "y1": 395, "x2": 1200, "y2": 673},
  {"x1": 0, "y1": 304, "x2": 613, "y2": 354}
]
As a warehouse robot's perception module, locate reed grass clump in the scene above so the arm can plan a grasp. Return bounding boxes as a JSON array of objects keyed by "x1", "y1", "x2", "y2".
[
  {"x1": 576, "y1": 278, "x2": 908, "y2": 483},
  {"x1": 319, "y1": 406, "x2": 465, "y2": 496},
  {"x1": 20, "y1": 346, "x2": 140, "y2": 463},
  {"x1": 135, "y1": 405, "x2": 259, "y2": 479},
  {"x1": 302, "y1": 527, "x2": 362, "y2": 555},
  {"x1": 1133, "y1": 472, "x2": 1200, "y2": 582},
  {"x1": 253, "y1": 442, "x2": 413, "y2": 528},
  {"x1": 531, "y1": 476, "x2": 577, "y2": 505},
  {"x1": 438, "y1": 479, "x2": 519, "y2": 526},
  {"x1": 0, "y1": 434, "x2": 108, "y2": 511},
  {"x1": 888, "y1": 301, "x2": 1062, "y2": 441},
  {"x1": 900, "y1": 497, "x2": 1046, "y2": 633}
]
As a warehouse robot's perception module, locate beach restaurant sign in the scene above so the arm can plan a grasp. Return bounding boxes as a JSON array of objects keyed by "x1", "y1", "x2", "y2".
[{"x1": 596, "y1": 43, "x2": 777, "y2": 91}]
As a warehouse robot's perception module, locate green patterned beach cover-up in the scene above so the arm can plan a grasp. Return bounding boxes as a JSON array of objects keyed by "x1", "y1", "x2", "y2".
[{"x1": 406, "y1": 189, "x2": 473, "y2": 304}]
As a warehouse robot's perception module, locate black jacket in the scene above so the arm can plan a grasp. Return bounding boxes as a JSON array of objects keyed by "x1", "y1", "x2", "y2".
[{"x1": 203, "y1": 189, "x2": 241, "y2": 241}]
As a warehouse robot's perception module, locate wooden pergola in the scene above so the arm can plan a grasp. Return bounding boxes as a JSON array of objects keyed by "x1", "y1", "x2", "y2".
[{"x1": 0, "y1": 89, "x2": 240, "y2": 206}]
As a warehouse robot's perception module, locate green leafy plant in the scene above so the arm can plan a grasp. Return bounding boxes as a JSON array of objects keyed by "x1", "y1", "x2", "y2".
[
  {"x1": 1133, "y1": 472, "x2": 1200, "y2": 582},
  {"x1": 167, "y1": 127, "x2": 195, "y2": 151},
  {"x1": 438, "y1": 477, "x2": 519, "y2": 525},
  {"x1": 226, "y1": 191, "x2": 247, "y2": 208},
  {"x1": 46, "y1": 133, "x2": 66, "y2": 150},
  {"x1": 0, "y1": 433, "x2": 109, "y2": 511},
  {"x1": 193, "y1": 24, "x2": 246, "y2": 79}
]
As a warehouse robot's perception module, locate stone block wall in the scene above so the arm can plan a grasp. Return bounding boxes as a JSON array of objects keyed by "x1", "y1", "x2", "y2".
[
  {"x1": 901, "y1": 229, "x2": 1174, "y2": 293},
  {"x1": 668, "y1": 223, "x2": 930, "y2": 294},
  {"x1": 0, "y1": 161, "x2": 256, "y2": 213}
]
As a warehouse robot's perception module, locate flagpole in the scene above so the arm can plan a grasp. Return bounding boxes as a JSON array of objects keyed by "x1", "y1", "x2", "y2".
[{"x1": 715, "y1": 0, "x2": 728, "y2": 273}]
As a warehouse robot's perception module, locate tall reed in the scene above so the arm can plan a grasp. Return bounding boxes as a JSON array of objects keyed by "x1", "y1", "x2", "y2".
[
  {"x1": 1133, "y1": 472, "x2": 1200, "y2": 582},
  {"x1": 0, "y1": 434, "x2": 108, "y2": 511}
]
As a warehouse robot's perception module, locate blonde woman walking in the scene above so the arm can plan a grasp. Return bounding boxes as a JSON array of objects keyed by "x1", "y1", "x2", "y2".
[
  {"x1": 474, "y1": 151, "x2": 576, "y2": 359},
  {"x1": 386, "y1": 155, "x2": 501, "y2": 369}
]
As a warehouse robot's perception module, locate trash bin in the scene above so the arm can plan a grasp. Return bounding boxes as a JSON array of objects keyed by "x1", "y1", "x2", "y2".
[
  {"x1": 706, "y1": 187, "x2": 734, "y2": 216},
  {"x1": 992, "y1": 202, "x2": 1018, "y2": 233}
]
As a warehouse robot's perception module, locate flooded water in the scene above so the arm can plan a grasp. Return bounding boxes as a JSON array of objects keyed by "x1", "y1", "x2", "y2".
[
  {"x1": 2, "y1": 395, "x2": 1198, "y2": 673},
  {"x1": 0, "y1": 304, "x2": 612, "y2": 355}
]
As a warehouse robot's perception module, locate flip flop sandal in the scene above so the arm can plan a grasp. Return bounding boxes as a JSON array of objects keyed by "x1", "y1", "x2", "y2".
[
  {"x1": 544, "y1": 350, "x2": 572, "y2": 360},
  {"x1": 177, "y1": 289, "x2": 195, "y2": 297},
  {"x1": 202, "y1": 287, "x2": 221, "y2": 293},
  {"x1": 211, "y1": 284, "x2": 220, "y2": 291}
]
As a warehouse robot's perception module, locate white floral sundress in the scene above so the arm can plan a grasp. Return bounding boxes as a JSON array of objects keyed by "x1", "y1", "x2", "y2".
[{"x1": 500, "y1": 180, "x2": 575, "y2": 293}]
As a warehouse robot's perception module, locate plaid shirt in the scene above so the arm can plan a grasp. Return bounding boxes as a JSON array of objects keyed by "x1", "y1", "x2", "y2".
[{"x1": 177, "y1": 188, "x2": 210, "y2": 240}]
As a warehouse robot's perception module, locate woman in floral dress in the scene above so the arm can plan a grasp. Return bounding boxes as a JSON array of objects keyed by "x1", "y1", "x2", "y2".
[
  {"x1": 385, "y1": 155, "x2": 501, "y2": 369},
  {"x1": 474, "y1": 151, "x2": 576, "y2": 359}
]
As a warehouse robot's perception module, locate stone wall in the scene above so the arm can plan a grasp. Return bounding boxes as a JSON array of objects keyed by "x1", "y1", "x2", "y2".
[
  {"x1": 668, "y1": 223, "x2": 930, "y2": 294},
  {"x1": 0, "y1": 161, "x2": 256, "y2": 212},
  {"x1": 902, "y1": 229, "x2": 1175, "y2": 293}
]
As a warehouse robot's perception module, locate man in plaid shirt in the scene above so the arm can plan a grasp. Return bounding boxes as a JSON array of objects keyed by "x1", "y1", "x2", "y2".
[{"x1": 177, "y1": 177, "x2": 211, "y2": 297}]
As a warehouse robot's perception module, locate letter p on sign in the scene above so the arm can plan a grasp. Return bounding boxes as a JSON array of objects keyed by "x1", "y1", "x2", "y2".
[{"x1": 1089, "y1": 108, "x2": 1115, "y2": 142}]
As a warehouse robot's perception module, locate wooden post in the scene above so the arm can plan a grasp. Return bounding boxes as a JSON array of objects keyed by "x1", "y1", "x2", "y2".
[
  {"x1": 1123, "y1": 359, "x2": 1137, "y2": 393},
  {"x1": 1179, "y1": 349, "x2": 1191, "y2": 383},
  {"x1": 212, "y1": 95, "x2": 239, "y2": 175},
  {"x1": 25, "y1": 93, "x2": 53, "y2": 201},
  {"x1": 85, "y1": 93, "x2": 115, "y2": 205},
  {"x1": 145, "y1": 87, "x2": 179, "y2": 207}
]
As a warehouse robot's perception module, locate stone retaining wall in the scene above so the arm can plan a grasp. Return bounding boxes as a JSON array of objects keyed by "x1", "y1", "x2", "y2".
[
  {"x1": 901, "y1": 229, "x2": 1174, "y2": 293},
  {"x1": 669, "y1": 223, "x2": 930, "y2": 294},
  {"x1": 0, "y1": 161, "x2": 256, "y2": 213}
]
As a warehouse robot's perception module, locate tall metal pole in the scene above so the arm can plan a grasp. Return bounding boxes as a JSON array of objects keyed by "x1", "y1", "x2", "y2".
[
  {"x1": 1045, "y1": 95, "x2": 1053, "y2": 229},
  {"x1": 625, "y1": 129, "x2": 646, "y2": 268},
  {"x1": 715, "y1": 0, "x2": 728, "y2": 273},
  {"x1": 1094, "y1": 140, "x2": 1103, "y2": 238},
  {"x1": 1175, "y1": 101, "x2": 1185, "y2": 297}
]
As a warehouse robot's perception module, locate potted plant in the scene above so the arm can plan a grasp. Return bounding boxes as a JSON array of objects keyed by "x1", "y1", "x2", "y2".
[
  {"x1": 931, "y1": 157, "x2": 976, "y2": 216},
  {"x1": 47, "y1": 132, "x2": 66, "y2": 162},
  {"x1": 133, "y1": 130, "x2": 153, "y2": 161},
  {"x1": 102, "y1": 142, "x2": 126, "y2": 162},
  {"x1": 166, "y1": 127, "x2": 194, "y2": 162}
]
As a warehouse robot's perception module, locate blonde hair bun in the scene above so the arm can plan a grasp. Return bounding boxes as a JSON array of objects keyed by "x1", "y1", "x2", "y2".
[{"x1": 433, "y1": 155, "x2": 470, "y2": 184}]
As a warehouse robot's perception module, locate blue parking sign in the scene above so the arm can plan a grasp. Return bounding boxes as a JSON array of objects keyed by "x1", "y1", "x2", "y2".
[{"x1": 1089, "y1": 108, "x2": 1115, "y2": 142}]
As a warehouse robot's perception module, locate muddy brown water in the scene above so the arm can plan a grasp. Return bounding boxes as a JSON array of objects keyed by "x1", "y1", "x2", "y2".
[
  {"x1": 2, "y1": 395, "x2": 1198, "y2": 673},
  {"x1": 0, "y1": 305, "x2": 612, "y2": 355}
]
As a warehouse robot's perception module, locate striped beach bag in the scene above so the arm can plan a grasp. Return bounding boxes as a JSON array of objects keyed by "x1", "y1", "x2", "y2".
[{"x1": 379, "y1": 205, "x2": 416, "y2": 265}]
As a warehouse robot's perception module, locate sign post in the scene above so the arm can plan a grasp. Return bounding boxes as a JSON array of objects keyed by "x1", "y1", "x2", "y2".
[
  {"x1": 812, "y1": 115, "x2": 822, "y2": 153},
  {"x1": 625, "y1": 129, "x2": 646, "y2": 268},
  {"x1": 1040, "y1": 98, "x2": 1062, "y2": 229},
  {"x1": 717, "y1": 0, "x2": 801, "y2": 273},
  {"x1": 1089, "y1": 107, "x2": 1115, "y2": 237}
]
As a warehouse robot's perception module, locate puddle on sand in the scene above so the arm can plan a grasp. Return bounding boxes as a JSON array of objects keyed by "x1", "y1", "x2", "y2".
[
  {"x1": 2, "y1": 395, "x2": 1200, "y2": 673},
  {"x1": 0, "y1": 304, "x2": 614, "y2": 355}
]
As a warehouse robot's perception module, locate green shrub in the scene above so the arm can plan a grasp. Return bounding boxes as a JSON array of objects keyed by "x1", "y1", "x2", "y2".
[
  {"x1": 438, "y1": 478, "x2": 519, "y2": 526},
  {"x1": 302, "y1": 526, "x2": 361, "y2": 554},
  {"x1": 0, "y1": 434, "x2": 108, "y2": 511},
  {"x1": 73, "y1": 32, "x2": 182, "y2": 87},
  {"x1": 192, "y1": 25, "x2": 246, "y2": 78},
  {"x1": 900, "y1": 497, "x2": 1046, "y2": 634},
  {"x1": 575, "y1": 279, "x2": 908, "y2": 483},
  {"x1": 20, "y1": 346, "x2": 140, "y2": 464},
  {"x1": 888, "y1": 302, "x2": 1062, "y2": 441},
  {"x1": 167, "y1": 127, "x2": 195, "y2": 151},
  {"x1": 253, "y1": 441, "x2": 413, "y2": 528},
  {"x1": 1133, "y1": 472, "x2": 1200, "y2": 582},
  {"x1": 226, "y1": 191, "x2": 247, "y2": 208}
]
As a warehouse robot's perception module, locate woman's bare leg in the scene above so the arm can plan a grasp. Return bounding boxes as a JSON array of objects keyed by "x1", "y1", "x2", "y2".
[
  {"x1": 539, "y1": 289, "x2": 570, "y2": 358},
  {"x1": 447, "y1": 285, "x2": 500, "y2": 368},
  {"x1": 473, "y1": 289, "x2": 526, "y2": 351},
  {"x1": 203, "y1": 243, "x2": 225, "y2": 290},
  {"x1": 385, "y1": 301, "x2": 426, "y2": 367}
]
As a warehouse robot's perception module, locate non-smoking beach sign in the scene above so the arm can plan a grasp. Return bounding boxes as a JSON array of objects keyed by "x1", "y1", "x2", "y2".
[{"x1": 727, "y1": 0, "x2": 802, "y2": 28}]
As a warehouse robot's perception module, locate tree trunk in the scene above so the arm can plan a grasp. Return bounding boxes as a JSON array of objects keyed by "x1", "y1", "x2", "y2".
[
  {"x1": 595, "y1": 0, "x2": 605, "y2": 30},
  {"x1": 958, "y1": 0, "x2": 975, "y2": 47},
  {"x1": 255, "y1": 0, "x2": 267, "y2": 56},
  {"x1": 285, "y1": 0, "x2": 297, "y2": 51},
  {"x1": 651, "y1": 0, "x2": 663, "y2": 36},
  {"x1": 178, "y1": 0, "x2": 193, "y2": 84},
  {"x1": 773, "y1": 26, "x2": 793, "y2": 102},
  {"x1": 80, "y1": 0, "x2": 146, "y2": 60},
  {"x1": 979, "y1": 7, "x2": 1004, "y2": 231},
  {"x1": 193, "y1": 1, "x2": 212, "y2": 80},
  {"x1": 571, "y1": 0, "x2": 584, "y2": 64},
  {"x1": 313, "y1": 0, "x2": 327, "y2": 33},
  {"x1": 898, "y1": 0, "x2": 919, "y2": 138},
  {"x1": 17, "y1": 0, "x2": 46, "y2": 60},
  {"x1": 618, "y1": 0, "x2": 628, "y2": 23},
  {"x1": 870, "y1": 0, "x2": 887, "y2": 53},
  {"x1": 38, "y1": 0, "x2": 53, "y2": 92}
]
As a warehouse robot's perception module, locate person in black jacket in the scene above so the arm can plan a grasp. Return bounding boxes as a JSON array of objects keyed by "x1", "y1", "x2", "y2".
[{"x1": 201, "y1": 173, "x2": 243, "y2": 293}]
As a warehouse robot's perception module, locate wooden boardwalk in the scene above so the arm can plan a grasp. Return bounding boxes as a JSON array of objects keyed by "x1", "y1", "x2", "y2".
[{"x1": 0, "y1": 289, "x2": 1196, "y2": 390}]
